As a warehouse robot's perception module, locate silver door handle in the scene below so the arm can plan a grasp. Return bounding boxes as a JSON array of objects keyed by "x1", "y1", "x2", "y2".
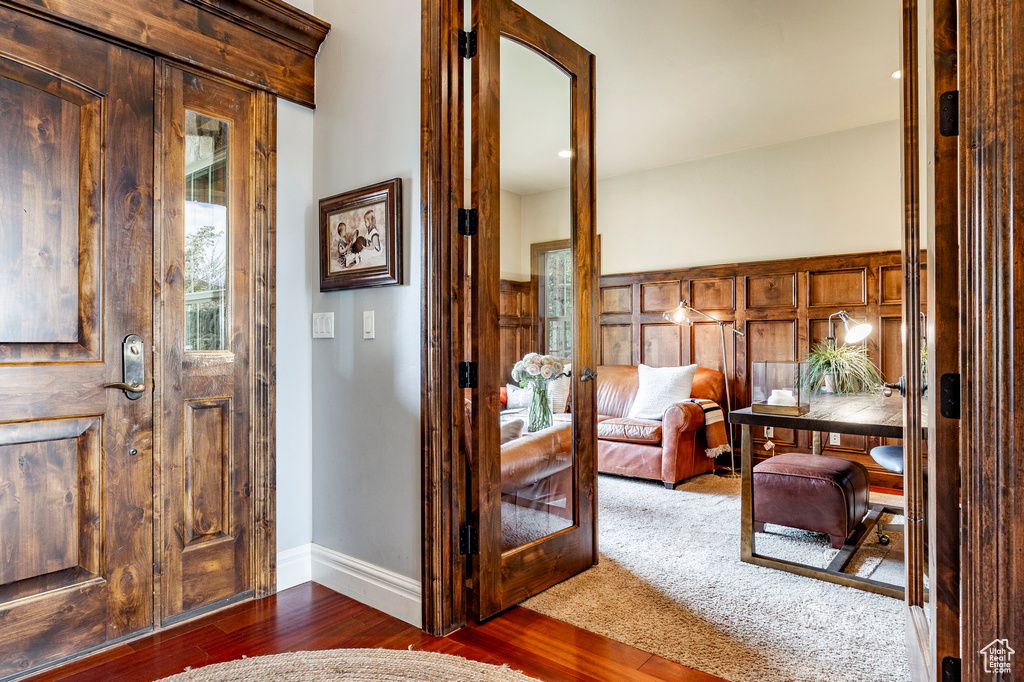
[
  {"x1": 580, "y1": 366, "x2": 598, "y2": 382},
  {"x1": 106, "y1": 334, "x2": 146, "y2": 399}
]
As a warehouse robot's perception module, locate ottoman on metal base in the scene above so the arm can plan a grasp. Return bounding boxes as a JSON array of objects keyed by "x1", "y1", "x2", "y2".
[{"x1": 753, "y1": 453, "x2": 870, "y2": 549}]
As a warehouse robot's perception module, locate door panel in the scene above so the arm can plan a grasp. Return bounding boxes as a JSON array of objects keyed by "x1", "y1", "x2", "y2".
[
  {"x1": 159, "y1": 65, "x2": 253, "y2": 622},
  {"x1": 471, "y1": 0, "x2": 597, "y2": 619},
  {"x1": 0, "y1": 8, "x2": 154, "y2": 675}
]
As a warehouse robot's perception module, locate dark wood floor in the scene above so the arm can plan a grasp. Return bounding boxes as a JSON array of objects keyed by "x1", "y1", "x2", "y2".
[{"x1": 22, "y1": 582, "x2": 724, "y2": 682}]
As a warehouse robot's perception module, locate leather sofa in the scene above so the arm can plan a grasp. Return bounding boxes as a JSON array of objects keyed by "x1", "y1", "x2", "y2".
[{"x1": 596, "y1": 365, "x2": 727, "y2": 488}]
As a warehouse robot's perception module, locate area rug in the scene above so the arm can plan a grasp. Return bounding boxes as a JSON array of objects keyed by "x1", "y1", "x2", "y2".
[
  {"x1": 521, "y1": 474, "x2": 910, "y2": 682},
  {"x1": 156, "y1": 649, "x2": 537, "y2": 682}
]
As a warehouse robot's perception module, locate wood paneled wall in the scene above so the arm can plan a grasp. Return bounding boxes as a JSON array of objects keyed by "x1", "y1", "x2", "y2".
[
  {"x1": 498, "y1": 280, "x2": 537, "y2": 380},
  {"x1": 597, "y1": 250, "x2": 919, "y2": 489}
]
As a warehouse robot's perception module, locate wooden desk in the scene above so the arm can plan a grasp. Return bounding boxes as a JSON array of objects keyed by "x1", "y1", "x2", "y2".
[{"x1": 730, "y1": 394, "x2": 909, "y2": 599}]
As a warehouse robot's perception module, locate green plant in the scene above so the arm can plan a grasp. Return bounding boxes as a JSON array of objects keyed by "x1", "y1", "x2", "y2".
[{"x1": 804, "y1": 340, "x2": 883, "y2": 394}]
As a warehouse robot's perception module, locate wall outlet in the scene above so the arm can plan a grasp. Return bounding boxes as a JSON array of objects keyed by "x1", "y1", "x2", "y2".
[
  {"x1": 312, "y1": 312, "x2": 334, "y2": 339},
  {"x1": 363, "y1": 310, "x2": 375, "y2": 339},
  {"x1": 829, "y1": 432, "x2": 842, "y2": 446},
  {"x1": 764, "y1": 426, "x2": 774, "y2": 439}
]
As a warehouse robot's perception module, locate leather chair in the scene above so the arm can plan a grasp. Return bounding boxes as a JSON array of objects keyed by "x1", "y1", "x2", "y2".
[{"x1": 596, "y1": 365, "x2": 726, "y2": 488}]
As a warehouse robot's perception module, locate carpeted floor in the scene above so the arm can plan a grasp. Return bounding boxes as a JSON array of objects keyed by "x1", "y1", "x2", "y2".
[
  {"x1": 156, "y1": 649, "x2": 538, "y2": 681},
  {"x1": 521, "y1": 474, "x2": 910, "y2": 682}
]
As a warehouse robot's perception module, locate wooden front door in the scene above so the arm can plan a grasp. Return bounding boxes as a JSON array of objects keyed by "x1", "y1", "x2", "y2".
[
  {"x1": 158, "y1": 65, "x2": 254, "y2": 623},
  {"x1": 470, "y1": 0, "x2": 598, "y2": 619},
  {"x1": 0, "y1": 8, "x2": 155, "y2": 675}
]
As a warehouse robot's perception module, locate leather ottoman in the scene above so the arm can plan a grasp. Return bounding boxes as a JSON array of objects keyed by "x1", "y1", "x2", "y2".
[{"x1": 753, "y1": 453, "x2": 870, "y2": 549}]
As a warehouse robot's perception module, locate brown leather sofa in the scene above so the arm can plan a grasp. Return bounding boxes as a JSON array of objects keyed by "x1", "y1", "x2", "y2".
[{"x1": 596, "y1": 365, "x2": 727, "y2": 488}]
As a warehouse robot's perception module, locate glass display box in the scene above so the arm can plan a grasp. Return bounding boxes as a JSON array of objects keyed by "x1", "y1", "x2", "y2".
[{"x1": 751, "y1": 361, "x2": 811, "y2": 415}]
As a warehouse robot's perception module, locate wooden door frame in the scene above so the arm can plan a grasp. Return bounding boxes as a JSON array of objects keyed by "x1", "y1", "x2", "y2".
[
  {"x1": 959, "y1": 0, "x2": 1024, "y2": 678},
  {"x1": 421, "y1": 0, "x2": 468, "y2": 637}
]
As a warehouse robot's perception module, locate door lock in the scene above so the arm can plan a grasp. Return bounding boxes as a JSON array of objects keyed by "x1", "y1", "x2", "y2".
[
  {"x1": 104, "y1": 335, "x2": 146, "y2": 399},
  {"x1": 579, "y1": 367, "x2": 598, "y2": 382}
]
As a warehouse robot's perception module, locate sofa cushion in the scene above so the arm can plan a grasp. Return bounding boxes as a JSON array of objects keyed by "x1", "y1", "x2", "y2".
[
  {"x1": 597, "y1": 417, "x2": 663, "y2": 444},
  {"x1": 627, "y1": 364, "x2": 698, "y2": 420},
  {"x1": 595, "y1": 366, "x2": 641, "y2": 418}
]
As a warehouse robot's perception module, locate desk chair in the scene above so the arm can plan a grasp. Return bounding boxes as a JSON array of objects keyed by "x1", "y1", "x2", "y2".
[{"x1": 869, "y1": 445, "x2": 905, "y2": 545}]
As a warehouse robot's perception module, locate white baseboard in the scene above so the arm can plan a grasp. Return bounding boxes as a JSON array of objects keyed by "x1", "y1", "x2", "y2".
[
  {"x1": 310, "y1": 544, "x2": 422, "y2": 628},
  {"x1": 277, "y1": 543, "x2": 312, "y2": 590}
]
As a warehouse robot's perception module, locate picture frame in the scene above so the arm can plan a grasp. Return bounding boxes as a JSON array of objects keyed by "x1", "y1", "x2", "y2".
[{"x1": 319, "y1": 178, "x2": 403, "y2": 291}]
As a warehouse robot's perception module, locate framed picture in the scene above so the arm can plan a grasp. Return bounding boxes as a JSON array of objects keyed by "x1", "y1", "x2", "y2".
[{"x1": 319, "y1": 178, "x2": 402, "y2": 291}]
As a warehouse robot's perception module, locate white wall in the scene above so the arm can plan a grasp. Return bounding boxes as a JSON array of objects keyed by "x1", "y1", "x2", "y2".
[
  {"x1": 517, "y1": 121, "x2": 902, "y2": 275},
  {"x1": 275, "y1": 99, "x2": 315, "y2": 555},
  {"x1": 308, "y1": 0, "x2": 422, "y2": 591}
]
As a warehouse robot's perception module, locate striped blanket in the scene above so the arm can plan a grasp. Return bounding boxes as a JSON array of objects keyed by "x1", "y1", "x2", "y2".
[{"x1": 682, "y1": 398, "x2": 732, "y2": 458}]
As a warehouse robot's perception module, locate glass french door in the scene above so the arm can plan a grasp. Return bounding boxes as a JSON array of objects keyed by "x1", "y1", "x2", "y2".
[
  {"x1": 468, "y1": 0, "x2": 597, "y2": 619},
  {"x1": 901, "y1": 0, "x2": 960, "y2": 677}
]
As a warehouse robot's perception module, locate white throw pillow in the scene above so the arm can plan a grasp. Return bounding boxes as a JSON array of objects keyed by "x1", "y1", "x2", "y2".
[
  {"x1": 548, "y1": 364, "x2": 571, "y2": 414},
  {"x1": 506, "y1": 383, "x2": 532, "y2": 410},
  {"x1": 627, "y1": 364, "x2": 698, "y2": 421}
]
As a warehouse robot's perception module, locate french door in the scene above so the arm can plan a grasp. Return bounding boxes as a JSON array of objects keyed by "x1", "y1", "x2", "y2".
[
  {"x1": 0, "y1": 10, "x2": 155, "y2": 674},
  {"x1": 900, "y1": 0, "x2": 960, "y2": 678},
  {"x1": 469, "y1": 0, "x2": 598, "y2": 619}
]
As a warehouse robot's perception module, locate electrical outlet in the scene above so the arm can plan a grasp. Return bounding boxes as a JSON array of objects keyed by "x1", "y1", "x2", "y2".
[
  {"x1": 764, "y1": 426, "x2": 774, "y2": 439},
  {"x1": 829, "y1": 432, "x2": 842, "y2": 446},
  {"x1": 312, "y1": 312, "x2": 334, "y2": 339}
]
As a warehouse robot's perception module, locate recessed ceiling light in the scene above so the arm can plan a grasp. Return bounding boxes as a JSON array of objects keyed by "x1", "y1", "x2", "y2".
[
  {"x1": 558, "y1": 150, "x2": 573, "y2": 158},
  {"x1": 891, "y1": 69, "x2": 902, "y2": 79}
]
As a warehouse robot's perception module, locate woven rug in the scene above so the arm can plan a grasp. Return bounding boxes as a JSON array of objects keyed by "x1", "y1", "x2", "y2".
[
  {"x1": 522, "y1": 474, "x2": 910, "y2": 682},
  {"x1": 156, "y1": 649, "x2": 538, "y2": 682}
]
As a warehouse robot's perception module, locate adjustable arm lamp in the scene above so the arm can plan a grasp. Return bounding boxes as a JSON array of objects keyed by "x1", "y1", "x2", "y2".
[
  {"x1": 663, "y1": 301, "x2": 745, "y2": 476},
  {"x1": 827, "y1": 310, "x2": 872, "y2": 345}
]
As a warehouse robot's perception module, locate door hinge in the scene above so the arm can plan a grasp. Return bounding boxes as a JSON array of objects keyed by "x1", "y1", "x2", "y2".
[
  {"x1": 458, "y1": 361, "x2": 478, "y2": 389},
  {"x1": 939, "y1": 90, "x2": 959, "y2": 137},
  {"x1": 458, "y1": 30, "x2": 477, "y2": 59},
  {"x1": 940, "y1": 373, "x2": 961, "y2": 419},
  {"x1": 458, "y1": 208, "x2": 478, "y2": 236},
  {"x1": 941, "y1": 656, "x2": 961, "y2": 682},
  {"x1": 459, "y1": 525, "x2": 479, "y2": 555}
]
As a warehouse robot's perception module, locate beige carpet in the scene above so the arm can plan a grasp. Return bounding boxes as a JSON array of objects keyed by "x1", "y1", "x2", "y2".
[
  {"x1": 522, "y1": 474, "x2": 910, "y2": 682},
  {"x1": 156, "y1": 649, "x2": 538, "y2": 681}
]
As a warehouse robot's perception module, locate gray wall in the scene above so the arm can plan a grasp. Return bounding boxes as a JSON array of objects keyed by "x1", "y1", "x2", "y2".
[
  {"x1": 309, "y1": 0, "x2": 422, "y2": 580},
  {"x1": 275, "y1": 97, "x2": 315, "y2": 553}
]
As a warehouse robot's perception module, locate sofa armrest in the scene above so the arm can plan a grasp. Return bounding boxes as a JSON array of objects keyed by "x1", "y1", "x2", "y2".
[
  {"x1": 663, "y1": 402, "x2": 705, "y2": 435},
  {"x1": 661, "y1": 402, "x2": 707, "y2": 485}
]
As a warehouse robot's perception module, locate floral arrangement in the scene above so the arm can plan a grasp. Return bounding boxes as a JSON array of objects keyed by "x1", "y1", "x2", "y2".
[
  {"x1": 511, "y1": 353, "x2": 569, "y2": 432},
  {"x1": 511, "y1": 353, "x2": 568, "y2": 384}
]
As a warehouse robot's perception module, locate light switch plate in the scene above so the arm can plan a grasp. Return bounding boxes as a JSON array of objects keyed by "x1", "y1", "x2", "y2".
[
  {"x1": 312, "y1": 312, "x2": 334, "y2": 339},
  {"x1": 363, "y1": 310, "x2": 375, "y2": 339},
  {"x1": 764, "y1": 426, "x2": 774, "y2": 439},
  {"x1": 829, "y1": 432, "x2": 842, "y2": 446}
]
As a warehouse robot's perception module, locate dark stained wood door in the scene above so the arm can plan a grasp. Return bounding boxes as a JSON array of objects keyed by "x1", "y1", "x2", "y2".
[
  {"x1": 0, "y1": 8, "x2": 155, "y2": 676},
  {"x1": 470, "y1": 0, "x2": 598, "y2": 619},
  {"x1": 158, "y1": 65, "x2": 254, "y2": 623}
]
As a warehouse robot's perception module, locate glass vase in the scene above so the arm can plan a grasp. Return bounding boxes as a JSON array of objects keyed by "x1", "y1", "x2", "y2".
[{"x1": 528, "y1": 381, "x2": 552, "y2": 432}]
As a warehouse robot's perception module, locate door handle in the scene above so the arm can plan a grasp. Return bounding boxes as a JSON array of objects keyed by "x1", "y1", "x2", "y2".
[
  {"x1": 882, "y1": 376, "x2": 906, "y2": 398},
  {"x1": 580, "y1": 366, "x2": 598, "y2": 382},
  {"x1": 106, "y1": 334, "x2": 145, "y2": 400}
]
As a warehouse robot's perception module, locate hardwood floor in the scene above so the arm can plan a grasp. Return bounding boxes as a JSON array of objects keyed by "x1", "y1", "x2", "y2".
[{"x1": 22, "y1": 582, "x2": 724, "y2": 682}]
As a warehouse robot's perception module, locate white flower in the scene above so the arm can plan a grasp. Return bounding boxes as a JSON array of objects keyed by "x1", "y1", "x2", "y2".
[
  {"x1": 526, "y1": 363, "x2": 541, "y2": 376},
  {"x1": 540, "y1": 365, "x2": 553, "y2": 379}
]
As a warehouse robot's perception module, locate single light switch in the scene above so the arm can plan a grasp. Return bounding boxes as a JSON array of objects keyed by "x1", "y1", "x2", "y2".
[
  {"x1": 363, "y1": 310, "x2": 375, "y2": 339},
  {"x1": 764, "y1": 426, "x2": 774, "y2": 439},
  {"x1": 829, "y1": 432, "x2": 842, "y2": 446},
  {"x1": 312, "y1": 312, "x2": 334, "y2": 339}
]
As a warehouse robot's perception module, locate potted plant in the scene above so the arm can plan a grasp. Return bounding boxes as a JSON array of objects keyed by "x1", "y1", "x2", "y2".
[
  {"x1": 803, "y1": 340, "x2": 882, "y2": 394},
  {"x1": 511, "y1": 353, "x2": 569, "y2": 431}
]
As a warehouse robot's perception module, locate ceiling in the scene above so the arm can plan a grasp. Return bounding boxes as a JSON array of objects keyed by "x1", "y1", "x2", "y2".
[{"x1": 494, "y1": 0, "x2": 901, "y2": 196}]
